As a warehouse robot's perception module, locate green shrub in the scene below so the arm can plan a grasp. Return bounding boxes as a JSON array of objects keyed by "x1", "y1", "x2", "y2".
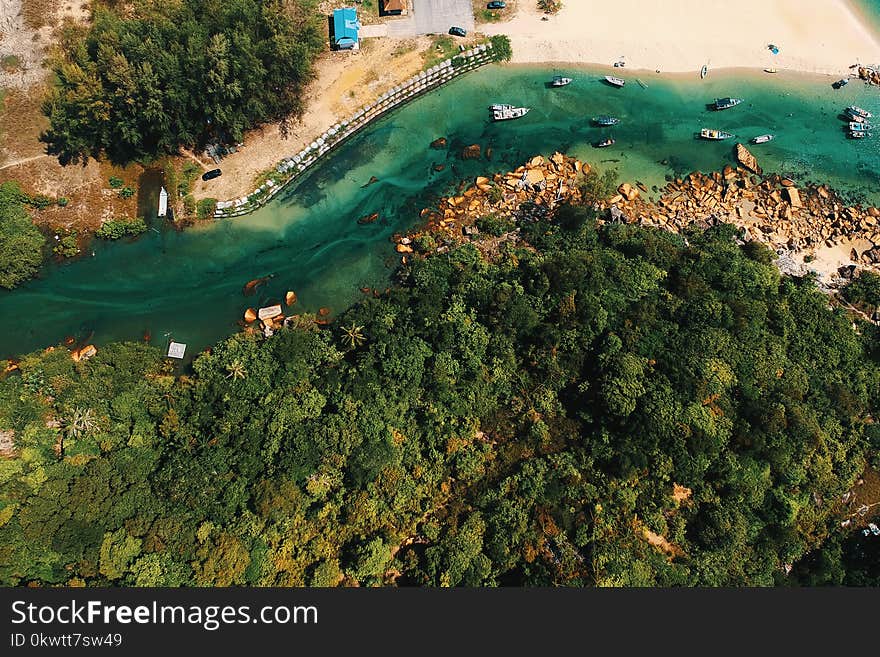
[
  {"x1": 183, "y1": 195, "x2": 196, "y2": 215},
  {"x1": 413, "y1": 234, "x2": 437, "y2": 252},
  {"x1": 95, "y1": 217, "x2": 148, "y2": 240},
  {"x1": 57, "y1": 197, "x2": 69, "y2": 207},
  {"x1": 118, "y1": 186, "x2": 135, "y2": 199},
  {"x1": 489, "y1": 35, "x2": 512, "y2": 62},
  {"x1": 579, "y1": 168, "x2": 619, "y2": 201},
  {"x1": 27, "y1": 194, "x2": 53, "y2": 210},
  {"x1": 476, "y1": 214, "x2": 512, "y2": 237},
  {"x1": 196, "y1": 198, "x2": 218, "y2": 220},
  {"x1": 108, "y1": 176, "x2": 124, "y2": 189},
  {"x1": 179, "y1": 162, "x2": 202, "y2": 196},
  {"x1": 0, "y1": 181, "x2": 45, "y2": 288},
  {"x1": 844, "y1": 271, "x2": 880, "y2": 308},
  {"x1": 53, "y1": 233, "x2": 80, "y2": 258}
]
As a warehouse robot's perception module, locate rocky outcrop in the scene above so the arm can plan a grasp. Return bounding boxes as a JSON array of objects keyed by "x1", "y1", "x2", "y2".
[
  {"x1": 735, "y1": 143, "x2": 762, "y2": 175},
  {"x1": 391, "y1": 152, "x2": 880, "y2": 294},
  {"x1": 430, "y1": 137, "x2": 447, "y2": 149},
  {"x1": 857, "y1": 66, "x2": 880, "y2": 86}
]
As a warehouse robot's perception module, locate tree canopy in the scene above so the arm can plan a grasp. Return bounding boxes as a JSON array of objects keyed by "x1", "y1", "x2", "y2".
[
  {"x1": 1, "y1": 211, "x2": 878, "y2": 586},
  {"x1": 0, "y1": 182, "x2": 45, "y2": 289},
  {"x1": 41, "y1": 0, "x2": 324, "y2": 164}
]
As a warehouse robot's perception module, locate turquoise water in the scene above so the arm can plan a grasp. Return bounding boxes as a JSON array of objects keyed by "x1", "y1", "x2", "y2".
[
  {"x1": 1, "y1": 64, "x2": 879, "y2": 358},
  {"x1": 857, "y1": 0, "x2": 880, "y2": 33}
]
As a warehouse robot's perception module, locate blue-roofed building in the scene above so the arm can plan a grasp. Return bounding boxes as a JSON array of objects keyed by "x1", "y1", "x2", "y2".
[{"x1": 332, "y1": 7, "x2": 360, "y2": 50}]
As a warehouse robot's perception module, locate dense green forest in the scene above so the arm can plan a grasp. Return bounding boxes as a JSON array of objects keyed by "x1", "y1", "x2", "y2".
[
  {"x1": 1, "y1": 208, "x2": 879, "y2": 586},
  {"x1": 0, "y1": 182, "x2": 45, "y2": 289},
  {"x1": 41, "y1": 0, "x2": 324, "y2": 164}
]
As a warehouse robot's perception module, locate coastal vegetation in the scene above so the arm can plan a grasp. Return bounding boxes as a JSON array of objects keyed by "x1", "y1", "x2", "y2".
[
  {"x1": 1, "y1": 197, "x2": 878, "y2": 586},
  {"x1": 0, "y1": 181, "x2": 44, "y2": 289},
  {"x1": 40, "y1": 0, "x2": 324, "y2": 165},
  {"x1": 95, "y1": 218, "x2": 148, "y2": 241}
]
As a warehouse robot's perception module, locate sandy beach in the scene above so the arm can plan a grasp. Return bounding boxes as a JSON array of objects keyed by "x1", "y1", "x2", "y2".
[{"x1": 483, "y1": 1, "x2": 880, "y2": 75}]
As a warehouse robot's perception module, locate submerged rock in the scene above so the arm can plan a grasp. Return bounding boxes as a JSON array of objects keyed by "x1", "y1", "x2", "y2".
[
  {"x1": 430, "y1": 137, "x2": 447, "y2": 149},
  {"x1": 461, "y1": 144, "x2": 481, "y2": 160}
]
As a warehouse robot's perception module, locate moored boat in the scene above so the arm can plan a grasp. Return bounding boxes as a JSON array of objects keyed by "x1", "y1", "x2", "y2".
[
  {"x1": 492, "y1": 106, "x2": 530, "y2": 121},
  {"x1": 488, "y1": 103, "x2": 513, "y2": 111},
  {"x1": 551, "y1": 75, "x2": 572, "y2": 87},
  {"x1": 700, "y1": 64, "x2": 708, "y2": 79},
  {"x1": 592, "y1": 116, "x2": 620, "y2": 126},
  {"x1": 848, "y1": 130, "x2": 871, "y2": 139},
  {"x1": 593, "y1": 137, "x2": 615, "y2": 148},
  {"x1": 846, "y1": 106, "x2": 873, "y2": 119},
  {"x1": 833, "y1": 78, "x2": 849, "y2": 89},
  {"x1": 849, "y1": 122, "x2": 871, "y2": 131},
  {"x1": 712, "y1": 97, "x2": 743, "y2": 111},
  {"x1": 751, "y1": 134, "x2": 774, "y2": 144},
  {"x1": 849, "y1": 114, "x2": 869, "y2": 124},
  {"x1": 700, "y1": 128, "x2": 734, "y2": 140},
  {"x1": 604, "y1": 75, "x2": 625, "y2": 88},
  {"x1": 763, "y1": 68, "x2": 778, "y2": 74}
]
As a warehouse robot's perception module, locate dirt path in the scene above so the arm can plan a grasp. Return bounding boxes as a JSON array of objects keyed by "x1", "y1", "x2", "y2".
[{"x1": 0, "y1": 153, "x2": 48, "y2": 170}]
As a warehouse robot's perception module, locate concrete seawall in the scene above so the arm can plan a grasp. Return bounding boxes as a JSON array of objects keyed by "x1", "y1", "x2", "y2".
[{"x1": 213, "y1": 43, "x2": 498, "y2": 219}]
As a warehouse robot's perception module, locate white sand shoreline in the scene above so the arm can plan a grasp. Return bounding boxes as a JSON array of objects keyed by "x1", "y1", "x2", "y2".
[{"x1": 482, "y1": 0, "x2": 880, "y2": 77}]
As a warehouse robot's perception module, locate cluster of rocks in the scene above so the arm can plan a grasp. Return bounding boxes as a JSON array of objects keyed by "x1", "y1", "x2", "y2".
[
  {"x1": 605, "y1": 159, "x2": 880, "y2": 270},
  {"x1": 392, "y1": 151, "x2": 589, "y2": 259},
  {"x1": 242, "y1": 292, "x2": 332, "y2": 337},
  {"x1": 857, "y1": 66, "x2": 880, "y2": 86},
  {"x1": 394, "y1": 147, "x2": 880, "y2": 294}
]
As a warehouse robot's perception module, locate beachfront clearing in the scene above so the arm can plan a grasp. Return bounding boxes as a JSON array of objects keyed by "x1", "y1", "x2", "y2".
[
  {"x1": 191, "y1": 35, "x2": 439, "y2": 202},
  {"x1": 481, "y1": 0, "x2": 880, "y2": 75}
]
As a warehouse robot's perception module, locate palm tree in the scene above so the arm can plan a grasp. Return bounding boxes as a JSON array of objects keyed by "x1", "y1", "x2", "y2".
[
  {"x1": 63, "y1": 407, "x2": 99, "y2": 439},
  {"x1": 225, "y1": 359, "x2": 247, "y2": 380},
  {"x1": 341, "y1": 323, "x2": 367, "y2": 349}
]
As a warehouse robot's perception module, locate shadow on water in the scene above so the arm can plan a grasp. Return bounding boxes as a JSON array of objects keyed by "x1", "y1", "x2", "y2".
[{"x1": 136, "y1": 168, "x2": 164, "y2": 222}]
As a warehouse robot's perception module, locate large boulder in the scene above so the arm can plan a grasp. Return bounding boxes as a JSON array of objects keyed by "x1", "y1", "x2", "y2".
[{"x1": 735, "y1": 143, "x2": 762, "y2": 175}]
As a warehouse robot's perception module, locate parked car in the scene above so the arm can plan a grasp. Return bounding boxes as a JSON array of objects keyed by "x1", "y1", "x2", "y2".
[
  {"x1": 448, "y1": 26, "x2": 467, "y2": 37},
  {"x1": 487, "y1": 1, "x2": 506, "y2": 8},
  {"x1": 202, "y1": 168, "x2": 222, "y2": 181}
]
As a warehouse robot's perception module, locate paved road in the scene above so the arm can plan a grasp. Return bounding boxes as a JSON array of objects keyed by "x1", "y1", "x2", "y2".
[{"x1": 386, "y1": 0, "x2": 475, "y2": 37}]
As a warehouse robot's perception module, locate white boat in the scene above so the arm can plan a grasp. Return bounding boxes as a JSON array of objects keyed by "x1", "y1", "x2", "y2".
[
  {"x1": 846, "y1": 106, "x2": 873, "y2": 119},
  {"x1": 604, "y1": 75, "x2": 625, "y2": 88},
  {"x1": 592, "y1": 116, "x2": 620, "y2": 126},
  {"x1": 551, "y1": 75, "x2": 572, "y2": 87},
  {"x1": 700, "y1": 128, "x2": 734, "y2": 140},
  {"x1": 713, "y1": 97, "x2": 743, "y2": 111},
  {"x1": 492, "y1": 106, "x2": 530, "y2": 121},
  {"x1": 764, "y1": 68, "x2": 778, "y2": 74},
  {"x1": 848, "y1": 130, "x2": 871, "y2": 139},
  {"x1": 488, "y1": 103, "x2": 513, "y2": 111},
  {"x1": 700, "y1": 64, "x2": 708, "y2": 79},
  {"x1": 849, "y1": 122, "x2": 871, "y2": 131},
  {"x1": 751, "y1": 134, "x2": 774, "y2": 144},
  {"x1": 594, "y1": 137, "x2": 615, "y2": 148},
  {"x1": 849, "y1": 114, "x2": 869, "y2": 124}
]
